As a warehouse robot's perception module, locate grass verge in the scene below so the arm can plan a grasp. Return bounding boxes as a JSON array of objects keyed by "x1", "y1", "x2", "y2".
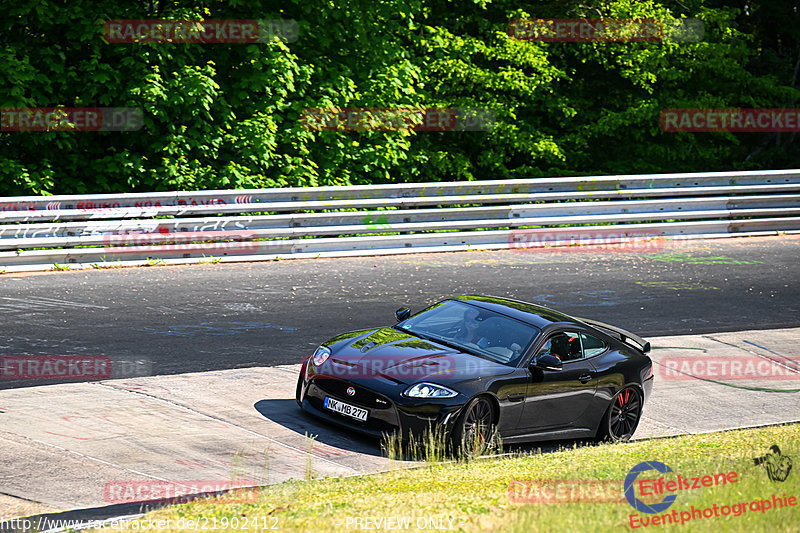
[{"x1": 92, "y1": 424, "x2": 799, "y2": 532}]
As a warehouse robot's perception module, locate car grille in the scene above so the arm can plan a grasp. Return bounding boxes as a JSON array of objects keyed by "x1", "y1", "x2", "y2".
[{"x1": 314, "y1": 378, "x2": 392, "y2": 410}]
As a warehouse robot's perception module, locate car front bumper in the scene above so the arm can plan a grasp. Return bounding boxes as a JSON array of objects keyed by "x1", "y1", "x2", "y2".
[{"x1": 297, "y1": 374, "x2": 465, "y2": 440}]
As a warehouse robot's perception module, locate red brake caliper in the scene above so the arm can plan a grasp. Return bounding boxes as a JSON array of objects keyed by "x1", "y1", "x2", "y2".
[{"x1": 618, "y1": 389, "x2": 629, "y2": 407}]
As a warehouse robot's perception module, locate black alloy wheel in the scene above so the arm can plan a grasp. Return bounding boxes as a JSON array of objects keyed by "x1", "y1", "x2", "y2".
[
  {"x1": 455, "y1": 396, "x2": 495, "y2": 457},
  {"x1": 602, "y1": 386, "x2": 642, "y2": 442}
]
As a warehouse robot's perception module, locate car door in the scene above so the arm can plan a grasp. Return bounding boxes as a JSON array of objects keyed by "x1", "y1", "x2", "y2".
[{"x1": 517, "y1": 329, "x2": 599, "y2": 431}]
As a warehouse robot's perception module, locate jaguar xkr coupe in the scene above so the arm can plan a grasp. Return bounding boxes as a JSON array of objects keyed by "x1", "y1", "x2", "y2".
[{"x1": 296, "y1": 295, "x2": 653, "y2": 453}]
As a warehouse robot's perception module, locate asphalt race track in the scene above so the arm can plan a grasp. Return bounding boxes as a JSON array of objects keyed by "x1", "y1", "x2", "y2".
[{"x1": 0, "y1": 235, "x2": 798, "y2": 391}]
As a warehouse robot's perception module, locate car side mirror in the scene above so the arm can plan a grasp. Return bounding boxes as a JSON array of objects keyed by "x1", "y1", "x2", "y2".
[
  {"x1": 531, "y1": 354, "x2": 562, "y2": 371},
  {"x1": 395, "y1": 307, "x2": 411, "y2": 322}
]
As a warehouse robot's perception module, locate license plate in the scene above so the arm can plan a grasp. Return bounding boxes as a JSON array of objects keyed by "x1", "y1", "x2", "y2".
[{"x1": 323, "y1": 396, "x2": 368, "y2": 422}]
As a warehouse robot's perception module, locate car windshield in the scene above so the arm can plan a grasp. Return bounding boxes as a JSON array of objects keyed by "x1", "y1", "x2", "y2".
[{"x1": 396, "y1": 300, "x2": 541, "y2": 366}]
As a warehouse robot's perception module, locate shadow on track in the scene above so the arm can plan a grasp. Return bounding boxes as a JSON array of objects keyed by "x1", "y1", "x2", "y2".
[
  {"x1": 255, "y1": 397, "x2": 600, "y2": 462},
  {"x1": 253, "y1": 399, "x2": 383, "y2": 457}
]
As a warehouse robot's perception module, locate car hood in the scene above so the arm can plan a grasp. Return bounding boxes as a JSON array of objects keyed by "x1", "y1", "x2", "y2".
[{"x1": 318, "y1": 326, "x2": 514, "y2": 385}]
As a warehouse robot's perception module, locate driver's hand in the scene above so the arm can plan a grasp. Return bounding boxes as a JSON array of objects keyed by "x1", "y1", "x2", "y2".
[{"x1": 511, "y1": 343, "x2": 522, "y2": 354}]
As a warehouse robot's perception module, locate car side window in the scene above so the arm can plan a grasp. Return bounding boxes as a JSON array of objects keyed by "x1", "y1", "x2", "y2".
[
  {"x1": 581, "y1": 332, "x2": 607, "y2": 358},
  {"x1": 534, "y1": 331, "x2": 583, "y2": 362}
]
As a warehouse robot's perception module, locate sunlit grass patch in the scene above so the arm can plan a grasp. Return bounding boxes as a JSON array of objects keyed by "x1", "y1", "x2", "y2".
[{"x1": 96, "y1": 424, "x2": 800, "y2": 532}]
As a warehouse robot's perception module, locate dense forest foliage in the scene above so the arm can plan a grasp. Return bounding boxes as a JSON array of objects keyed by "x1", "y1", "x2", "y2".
[{"x1": 1, "y1": 0, "x2": 799, "y2": 195}]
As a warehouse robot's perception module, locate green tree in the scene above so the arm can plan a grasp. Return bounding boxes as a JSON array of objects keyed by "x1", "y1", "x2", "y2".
[{"x1": 1, "y1": 0, "x2": 798, "y2": 196}]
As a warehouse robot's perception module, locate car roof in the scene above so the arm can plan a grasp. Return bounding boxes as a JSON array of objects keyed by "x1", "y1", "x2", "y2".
[{"x1": 452, "y1": 295, "x2": 584, "y2": 329}]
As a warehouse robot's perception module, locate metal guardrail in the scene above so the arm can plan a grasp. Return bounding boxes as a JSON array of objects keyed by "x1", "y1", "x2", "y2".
[{"x1": 1, "y1": 170, "x2": 799, "y2": 272}]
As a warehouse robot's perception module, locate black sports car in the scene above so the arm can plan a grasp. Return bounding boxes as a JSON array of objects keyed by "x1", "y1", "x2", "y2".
[{"x1": 296, "y1": 295, "x2": 653, "y2": 453}]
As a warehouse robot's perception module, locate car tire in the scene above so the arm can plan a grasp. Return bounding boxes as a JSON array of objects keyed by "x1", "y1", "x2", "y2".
[
  {"x1": 295, "y1": 375, "x2": 304, "y2": 408},
  {"x1": 596, "y1": 386, "x2": 642, "y2": 442},
  {"x1": 451, "y1": 395, "x2": 496, "y2": 457}
]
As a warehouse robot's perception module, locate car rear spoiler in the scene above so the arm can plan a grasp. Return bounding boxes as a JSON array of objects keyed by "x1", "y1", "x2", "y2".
[{"x1": 577, "y1": 317, "x2": 651, "y2": 354}]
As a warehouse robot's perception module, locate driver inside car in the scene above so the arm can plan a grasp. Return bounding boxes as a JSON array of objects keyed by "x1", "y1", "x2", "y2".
[
  {"x1": 454, "y1": 308, "x2": 523, "y2": 357},
  {"x1": 454, "y1": 307, "x2": 488, "y2": 346}
]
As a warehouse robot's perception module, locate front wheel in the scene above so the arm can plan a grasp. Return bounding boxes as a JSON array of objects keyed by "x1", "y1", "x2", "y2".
[
  {"x1": 295, "y1": 375, "x2": 304, "y2": 407},
  {"x1": 597, "y1": 386, "x2": 642, "y2": 442},
  {"x1": 451, "y1": 396, "x2": 497, "y2": 457}
]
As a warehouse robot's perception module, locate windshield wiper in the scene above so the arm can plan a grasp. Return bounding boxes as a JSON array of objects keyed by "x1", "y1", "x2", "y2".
[
  {"x1": 424, "y1": 335, "x2": 473, "y2": 353},
  {"x1": 393, "y1": 326, "x2": 459, "y2": 348},
  {"x1": 391, "y1": 325, "x2": 432, "y2": 340}
]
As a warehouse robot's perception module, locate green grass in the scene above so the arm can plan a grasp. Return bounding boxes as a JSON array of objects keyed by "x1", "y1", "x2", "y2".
[
  {"x1": 91, "y1": 424, "x2": 799, "y2": 532},
  {"x1": 199, "y1": 255, "x2": 222, "y2": 264},
  {"x1": 145, "y1": 257, "x2": 167, "y2": 266},
  {"x1": 379, "y1": 422, "x2": 501, "y2": 463}
]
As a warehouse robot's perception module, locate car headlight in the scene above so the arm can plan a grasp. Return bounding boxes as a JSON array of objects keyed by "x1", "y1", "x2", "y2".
[
  {"x1": 312, "y1": 346, "x2": 331, "y2": 366},
  {"x1": 403, "y1": 382, "x2": 458, "y2": 398}
]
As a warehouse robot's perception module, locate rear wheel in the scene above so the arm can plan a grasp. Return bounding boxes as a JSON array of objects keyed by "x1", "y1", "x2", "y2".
[
  {"x1": 597, "y1": 386, "x2": 642, "y2": 442},
  {"x1": 451, "y1": 396, "x2": 496, "y2": 457}
]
